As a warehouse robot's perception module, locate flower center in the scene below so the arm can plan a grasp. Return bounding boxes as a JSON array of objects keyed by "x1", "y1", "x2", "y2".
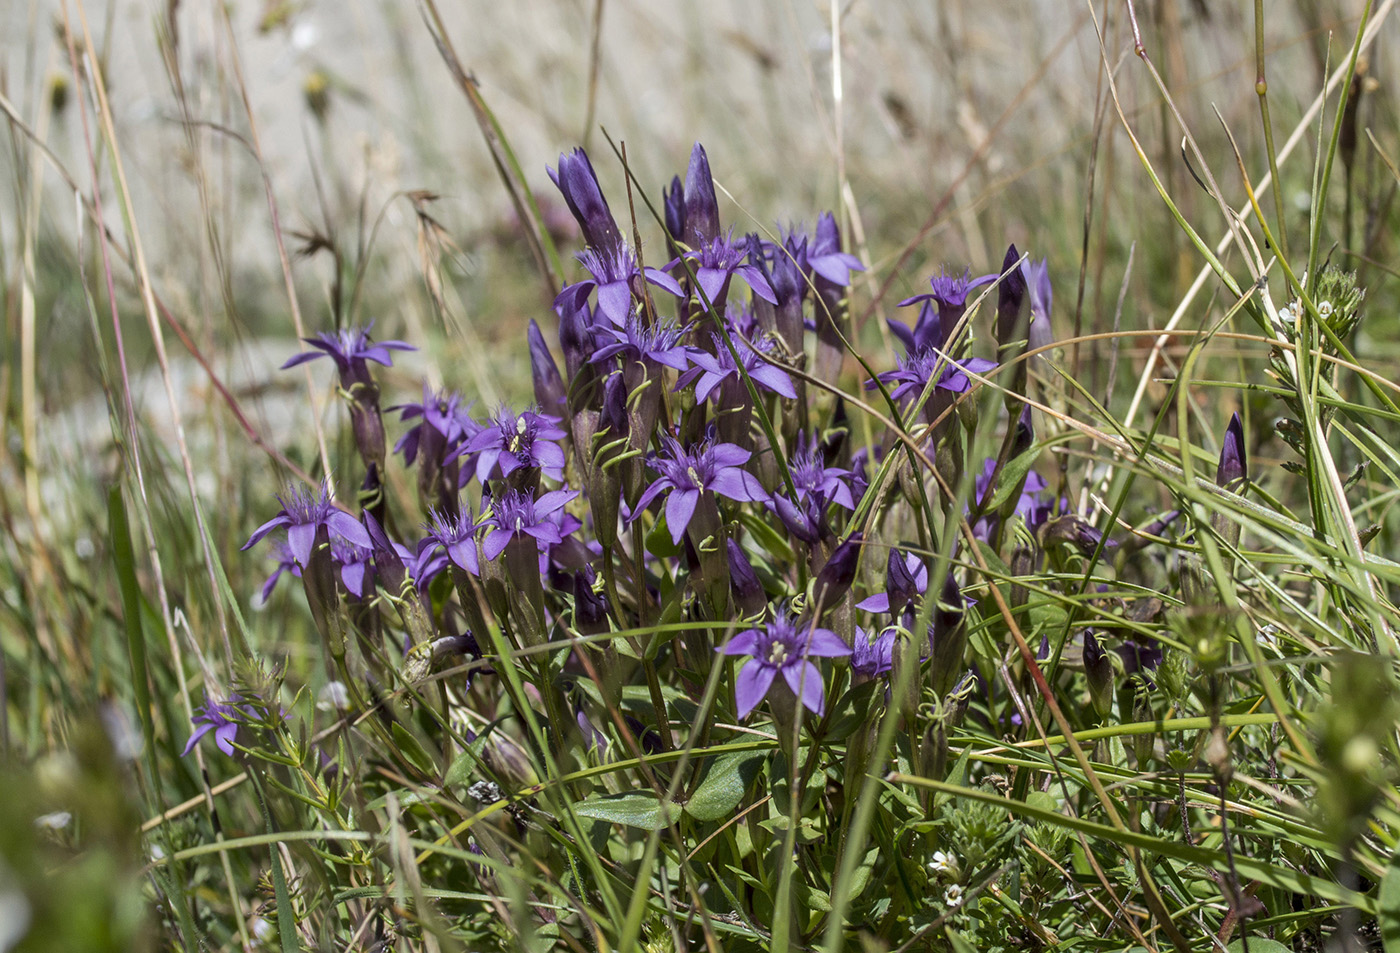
[
  {"x1": 687, "y1": 466, "x2": 705, "y2": 492},
  {"x1": 766, "y1": 641, "x2": 789, "y2": 666}
]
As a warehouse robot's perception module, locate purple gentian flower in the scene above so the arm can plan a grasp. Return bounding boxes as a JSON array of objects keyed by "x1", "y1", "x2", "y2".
[
  {"x1": 807, "y1": 212, "x2": 864, "y2": 287},
  {"x1": 242, "y1": 482, "x2": 372, "y2": 567},
  {"x1": 589, "y1": 315, "x2": 692, "y2": 372},
  {"x1": 788, "y1": 433, "x2": 855, "y2": 510},
  {"x1": 554, "y1": 244, "x2": 685, "y2": 327},
  {"x1": 869, "y1": 347, "x2": 997, "y2": 400},
  {"x1": 682, "y1": 142, "x2": 721, "y2": 248},
  {"x1": 1218, "y1": 412, "x2": 1247, "y2": 490},
  {"x1": 670, "y1": 232, "x2": 778, "y2": 310},
  {"x1": 258, "y1": 539, "x2": 302, "y2": 604},
  {"x1": 392, "y1": 385, "x2": 475, "y2": 467},
  {"x1": 676, "y1": 332, "x2": 796, "y2": 403},
  {"x1": 329, "y1": 538, "x2": 375, "y2": 598},
  {"x1": 280, "y1": 324, "x2": 415, "y2": 389},
  {"x1": 852, "y1": 626, "x2": 896, "y2": 679},
  {"x1": 719, "y1": 611, "x2": 851, "y2": 718},
  {"x1": 857, "y1": 549, "x2": 929, "y2": 614},
  {"x1": 480, "y1": 488, "x2": 579, "y2": 561},
  {"x1": 1022, "y1": 257, "x2": 1052, "y2": 328},
  {"x1": 1116, "y1": 637, "x2": 1164, "y2": 677},
  {"x1": 459, "y1": 408, "x2": 568, "y2": 483},
  {"x1": 182, "y1": 695, "x2": 254, "y2": 757},
  {"x1": 971, "y1": 458, "x2": 1051, "y2": 541},
  {"x1": 898, "y1": 268, "x2": 997, "y2": 327},
  {"x1": 422, "y1": 508, "x2": 481, "y2": 576},
  {"x1": 632, "y1": 435, "x2": 769, "y2": 544}
]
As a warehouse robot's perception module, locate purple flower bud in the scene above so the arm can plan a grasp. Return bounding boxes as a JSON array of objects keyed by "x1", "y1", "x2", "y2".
[
  {"x1": 683, "y1": 142, "x2": 720, "y2": 248},
  {"x1": 1083, "y1": 630, "x2": 1114, "y2": 717},
  {"x1": 726, "y1": 539, "x2": 767, "y2": 616},
  {"x1": 528, "y1": 320, "x2": 567, "y2": 417},
  {"x1": 813, "y1": 532, "x2": 864, "y2": 610},
  {"x1": 852, "y1": 626, "x2": 895, "y2": 679},
  {"x1": 1217, "y1": 412, "x2": 1247, "y2": 490},
  {"x1": 548, "y1": 148, "x2": 623, "y2": 257},
  {"x1": 1038, "y1": 514, "x2": 1117, "y2": 556},
  {"x1": 557, "y1": 299, "x2": 597, "y2": 384},
  {"x1": 995, "y1": 244, "x2": 1029, "y2": 350},
  {"x1": 664, "y1": 176, "x2": 685, "y2": 244},
  {"x1": 573, "y1": 569, "x2": 611, "y2": 635}
]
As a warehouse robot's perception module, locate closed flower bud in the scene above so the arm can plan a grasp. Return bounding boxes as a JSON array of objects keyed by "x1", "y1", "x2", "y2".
[
  {"x1": 813, "y1": 532, "x2": 863, "y2": 613},
  {"x1": 1217, "y1": 412, "x2": 1247, "y2": 491},
  {"x1": 995, "y1": 243, "x2": 1029, "y2": 351},
  {"x1": 528, "y1": 319, "x2": 567, "y2": 418},
  {"x1": 1083, "y1": 630, "x2": 1114, "y2": 718},
  {"x1": 727, "y1": 539, "x2": 767, "y2": 616},
  {"x1": 683, "y1": 142, "x2": 721, "y2": 248},
  {"x1": 663, "y1": 175, "x2": 685, "y2": 245}
]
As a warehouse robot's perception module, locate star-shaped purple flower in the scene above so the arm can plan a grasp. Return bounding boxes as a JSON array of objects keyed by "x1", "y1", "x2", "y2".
[
  {"x1": 632, "y1": 435, "x2": 769, "y2": 544},
  {"x1": 898, "y1": 268, "x2": 997, "y2": 325},
  {"x1": 807, "y1": 212, "x2": 864, "y2": 287},
  {"x1": 676, "y1": 332, "x2": 796, "y2": 403},
  {"x1": 857, "y1": 549, "x2": 929, "y2": 614},
  {"x1": 258, "y1": 538, "x2": 302, "y2": 604},
  {"x1": 458, "y1": 408, "x2": 568, "y2": 483},
  {"x1": 329, "y1": 538, "x2": 376, "y2": 598},
  {"x1": 281, "y1": 323, "x2": 415, "y2": 388},
  {"x1": 719, "y1": 611, "x2": 851, "y2": 717},
  {"x1": 480, "y1": 488, "x2": 579, "y2": 562},
  {"x1": 852, "y1": 626, "x2": 896, "y2": 679},
  {"x1": 670, "y1": 232, "x2": 778, "y2": 310},
  {"x1": 868, "y1": 347, "x2": 997, "y2": 400},
  {"x1": 788, "y1": 433, "x2": 855, "y2": 511},
  {"x1": 182, "y1": 694, "x2": 255, "y2": 757},
  {"x1": 588, "y1": 315, "x2": 692, "y2": 372},
  {"x1": 242, "y1": 482, "x2": 372, "y2": 567},
  {"x1": 421, "y1": 507, "x2": 481, "y2": 576},
  {"x1": 392, "y1": 385, "x2": 476, "y2": 468},
  {"x1": 554, "y1": 244, "x2": 685, "y2": 327}
]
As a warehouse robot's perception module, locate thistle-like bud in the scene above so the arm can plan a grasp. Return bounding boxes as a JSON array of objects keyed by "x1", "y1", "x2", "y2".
[
  {"x1": 813, "y1": 532, "x2": 864, "y2": 613},
  {"x1": 683, "y1": 142, "x2": 720, "y2": 248},
  {"x1": 528, "y1": 319, "x2": 567, "y2": 418}
]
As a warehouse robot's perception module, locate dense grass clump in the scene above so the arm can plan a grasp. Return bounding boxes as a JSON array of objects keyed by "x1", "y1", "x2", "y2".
[{"x1": 5, "y1": 1, "x2": 1400, "y2": 951}]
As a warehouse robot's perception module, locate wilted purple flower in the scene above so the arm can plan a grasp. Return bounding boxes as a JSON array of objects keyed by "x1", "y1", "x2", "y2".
[
  {"x1": 554, "y1": 244, "x2": 686, "y2": 327},
  {"x1": 1022, "y1": 257, "x2": 1052, "y2": 329},
  {"x1": 548, "y1": 148, "x2": 624, "y2": 256},
  {"x1": 243, "y1": 482, "x2": 372, "y2": 567},
  {"x1": 422, "y1": 508, "x2": 481, "y2": 576},
  {"x1": 857, "y1": 549, "x2": 929, "y2": 615},
  {"x1": 481, "y1": 488, "x2": 579, "y2": 561},
  {"x1": 671, "y1": 232, "x2": 778, "y2": 311},
  {"x1": 676, "y1": 332, "x2": 796, "y2": 402},
  {"x1": 459, "y1": 408, "x2": 568, "y2": 484},
  {"x1": 1218, "y1": 412, "x2": 1247, "y2": 490},
  {"x1": 1116, "y1": 636, "x2": 1164, "y2": 677},
  {"x1": 852, "y1": 626, "x2": 896, "y2": 679},
  {"x1": 259, "y1": 539, "x2": 302, "y2": 604},
  {"x1": 329, "y1": 538, "x2": 376, "y2": 598},
  {"x1": 632, "y1": 434, "x2": 769, "y2": 544},
  {"x1": 589, "y1": 314, "x2": 692, "y2": 371},
  {"x1": 182, "y1": 695, "x2": 255, "y2": 757},
  {"x1": 719, "y1": 611, "x2": 851, "y2": 718},
  {"x1": 281, "y1": 324, "x2": 415, "y2": 389}
]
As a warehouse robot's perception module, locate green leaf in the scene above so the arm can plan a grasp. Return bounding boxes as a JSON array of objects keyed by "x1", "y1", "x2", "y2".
[
  {"x1": 1380, "y1": 845, "x2": 1400, "y2": 953},
  {"x1": 574, "y1": 792, "x2": 680, "y2": 829},
  {"x1": 684, "y1": 750, "x2": 767, "y2": 821},
  {"x1": 985, "y1": 448, "x2": 1040, "y2": 513},
  {"x1": 1225, "y1": 940, "x2": 1291, "y2": 953},
  {"x1": 391, "y1": 723, "x2": 439, "y2": 777}
]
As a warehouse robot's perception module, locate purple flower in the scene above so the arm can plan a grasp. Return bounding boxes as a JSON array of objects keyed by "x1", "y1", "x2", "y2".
[
  {"x1": 788, "y1": 433, "x2": 856, "y2": 511},
  {"x1": 182, "y1": 695, "x2": 254, "y2": 757},
  {"x1": 868, "y1": 348, "x2": 997, "y2": 401},
  {"x1": 632, "y1": 435, "x2": 769, "y2": 544},
  {"x1": 971, "y1": 457, "x2": 1051, "y2": 541},
  {"x1": 481, "y1": 488, "x2": 579, "y2": 562},
  {"x1": 1116, "y1": 637, "x2": 1164, "y2": 676},
  {"x1": 329, "y1": 538, "x2": 376, "y2": 598},
  {"x1": 671, "y1": 232, "x2": 778, "y2": 311},
  {"x1": 852, "y1": 626, "x2": 896, "y2": 679},
  {"x1": 422, "y1": 508, "x2": 481, "y2": 576},
  {"x1": 528, "y1": 320, "x2": 567, "y2": 417},
  {"x1": 719, "y1": 611, "x2": 851, "y2": 718},
  {"x1": 1022, "y1": 257, "x2": 1052, "y2": 328},
  {"x1": 664, "y1": 175, "x2": 686, "y2": 244},
  {"x1": 281, "y1": 324, "x2": 415, "y2": 389},
  {"x1": 1218, "y1": 412, "x2": 1247, "y2": 490},
  {"x1": 807, "y1": 212, "x2": 864, "y2": 287},
  {"x1": 242, "y1": 482, "x2": 372, "y2": 567},
  {"x1": 392, "y1": 385, "x2": 475, "y2": 467},
  {"x1": 554, "y1": 244, "x2": 685, "y2": 327},
  {"x1": 898, "y1": 268, "x2": 997, "y2": 327},
  {"x1": 459, "y1": 408, "x2": 568, "y2": 483},
  {"x1": 857, "y1": 549, "x2": 929, "y2": 614},
  {"x1": 675, "y1": 332, "x2": 796, "y2": 403},
  {"x1": 548, "y1": 148, "x2": 624, "y2": 256},
  {"x1": 589, "y1": 315, "x2": 692, "y2": 372},
  {"x1": 259, "y1": 539, "x2": 302, "y2": 604},
  {"x1": 682, "y1": 142, "x2": 721, "y2": 248}
]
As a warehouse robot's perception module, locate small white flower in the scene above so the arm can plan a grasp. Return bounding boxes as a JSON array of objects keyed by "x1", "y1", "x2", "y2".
[
  {"x1": 1276, "y1": 304, "x2": 1295, "y2": 326},
  {"x1": 1318, "y1": 300, "x2": 1334, "y2": 319},
  {"x1": 943, "y1": 883, "x2": 964, "y2": 909},
  {"x1": 927, "y1": 850, "x2": 954, "y2": 876}
]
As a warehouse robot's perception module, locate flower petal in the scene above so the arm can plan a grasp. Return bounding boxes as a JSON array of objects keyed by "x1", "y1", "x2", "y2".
[
  {"x1": 734, "y1": 661, "x2": 777, "y2": 719},
  {"x1": 665, "y1": 489, "x2": 700, "y2": 544},
  {"x1": 719, "y1": 629, "x2": 763, "y2": 657},
  {"x1": 805, "y1": 628, "x2": 852, "y2": 658},
  {"x1": 783, "y1": 661, "x2": 825, "y2": 716}
]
